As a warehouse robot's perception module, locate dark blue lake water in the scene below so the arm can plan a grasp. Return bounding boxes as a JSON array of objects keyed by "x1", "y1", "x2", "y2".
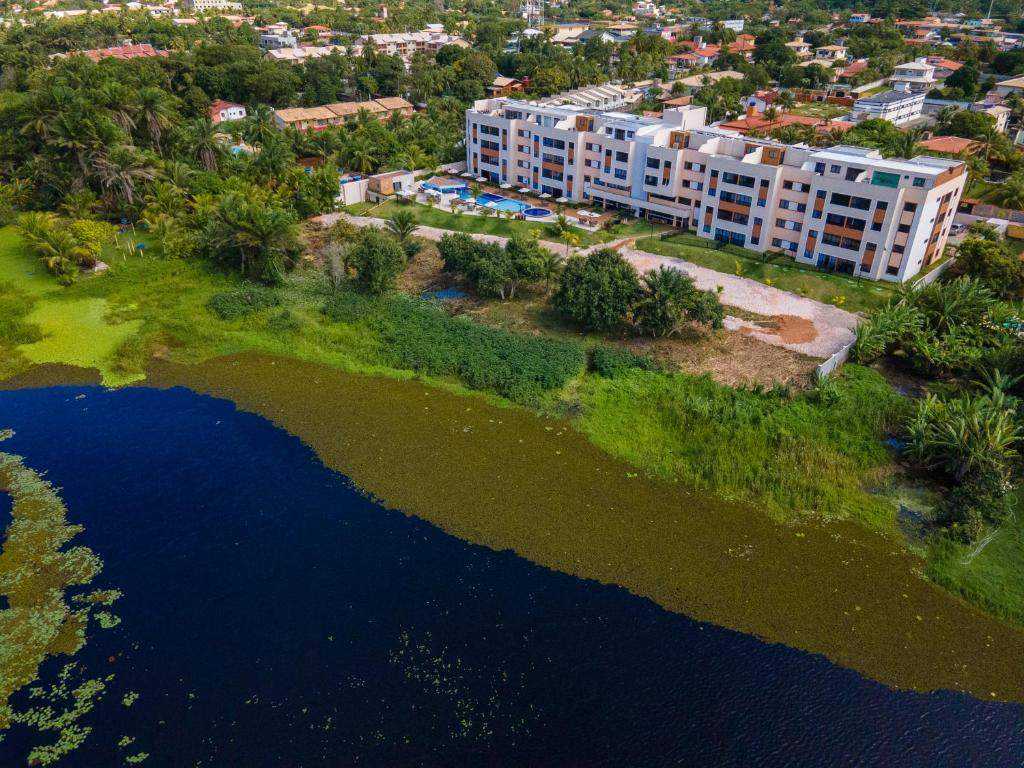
[{"x1": 1, "y1": 384, "x2": 1022, "y2": 767}]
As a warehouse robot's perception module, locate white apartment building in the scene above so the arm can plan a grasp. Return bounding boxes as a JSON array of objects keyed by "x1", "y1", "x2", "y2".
[
  {"x1": 184, "y1": 0, "x2": 241, "y2": 12},
  {"x1": 465, "y1": 98, "x2": 966, "y2": 282},
  {"x1": 354, "y1": 30, "x2": 469, "y2": 62},
  {"x1": 890, "y1": 58, "x2": 938, "y2": 93},
  {"x1": 851, "y1": 90, "x2": 925, "y2": 126}
]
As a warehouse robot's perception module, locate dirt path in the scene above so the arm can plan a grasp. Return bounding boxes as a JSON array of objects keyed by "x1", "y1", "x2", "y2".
[{"x1": 621, "y1": 245, "x2": 859, "y2": 360}]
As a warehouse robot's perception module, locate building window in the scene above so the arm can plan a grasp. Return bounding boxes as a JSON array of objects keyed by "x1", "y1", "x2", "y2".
[
  {"x1": 886, "y1": 264, "x2": 899, "y2": 275},
  {"x1": 898, "y1": 223, "x2": 910, "y2": 233},
  {"x1": 615, "y1": 151, "x2": 629, "y2": 162},
  {"x1": 814, "y1": 162, "x2": 825, "y2": 174},
  {"x1": 912, "y1": 177, "x2": 926, "y2": 187},
  {"x1": 876, "y1": 201, "x2": 888, "y2": 210},
  {"x1": 646, "y1": 158, "x2": 660, "y2": 169},
  {"x1": 903, "y1": 202, "x2": 917, "y2": 213},
  {"x1": 614, "y1": 169, "x2": 627, "y2": 180},
  {"x1": 870, "y1": 221, "x2": 882, "y2": 231},
  {"x1": 783, "y1": 180, "x2": 794, "y2": 190},
  {"x1": 645, "y1": 175, "x2": 658, "y2": 185},
  {"x1": 816, "y1": 190, "x2": 827, "y2": 199},
  {"x1": 830, "y1": 164, "x2": 840, "y2": 174}
]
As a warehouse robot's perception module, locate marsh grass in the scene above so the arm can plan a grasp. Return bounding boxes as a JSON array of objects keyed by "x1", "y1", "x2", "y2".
[{"x1": 2, "y1": 226, "x2": 1023, "y2": 626}]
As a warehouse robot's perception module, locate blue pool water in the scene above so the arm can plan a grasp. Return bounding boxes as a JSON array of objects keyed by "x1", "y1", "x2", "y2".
[
  {"x1": 458, "y1": 190, "x2": 529, "y2": 213},
  {"x1": 523, "y1": 207, "x2": 552, "y2": 217},
  {"x1": 1, "y1": 385, "x2": 1023, "y2": 766}
]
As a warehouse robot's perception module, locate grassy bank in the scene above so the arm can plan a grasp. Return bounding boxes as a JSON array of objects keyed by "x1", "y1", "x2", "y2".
[
  {"x1": 3, "y1": 225, "x2": 1023, "y2": 626},
  {"x1": 636, "y1": 233, "x2": 896, "y2": 314}
]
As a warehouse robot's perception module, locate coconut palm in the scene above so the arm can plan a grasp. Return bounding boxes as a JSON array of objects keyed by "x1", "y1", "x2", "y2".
[
  {"x1": 777, "y1": 90, "x2": 796, "y2": 115},
  {"x1": 387, "y1": 209, "x2": 417, "y2": 242},
  {"x1": 181, "y1": 118, "x2": 224, "y2": 172},
  {"x1": 134, "y1": 86, "x2": 178, "y2": 154},
  {"x1": 988, "y1": 171, "x2": 1024, "y2": 210},
  {"x1": 91, "y1": 144, "x2": 156, "y2": 210}
]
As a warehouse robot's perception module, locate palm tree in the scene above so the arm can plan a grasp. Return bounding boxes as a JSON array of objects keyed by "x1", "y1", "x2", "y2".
[
  {"x1": 538, "y1": 249, "x2": 562, "y2": 294},
  {"x1": 964, "y1": 153, "x2": 990, "y2": 191},
  {"x1": 245, "y1": 105, "x2": 277, "y2": 147},
  {"x1": 134, "y1": 86, "x2": 178, "y2": 154},
  {"x1": 342, "y1": 136, "x2": 378, "y2": 174},
  {"x1": 988, "y1": 171, "x2": 1024, "y2": 210},
  {"x1": 387, "y1": 209, "x2": 417, "y2": 242},
  {"x1": 393, "y1": 144, "x2": 430, "y2": 170},
  {"x1": 182, "y1": 118, "x2": 224, "y2": 172},
  {"x1": 91, "y1": 145, "x2": 156, "y2": 210},
  {"x1": 882, "y1": 128, "x2": 925, "y2": 159},
  {"x1": 777, "y1": 90, "x2": 796, "y2": 115}
]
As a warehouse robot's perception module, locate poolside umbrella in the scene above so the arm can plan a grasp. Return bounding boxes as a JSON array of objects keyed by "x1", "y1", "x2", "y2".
[
  {"x1": 499, "y1": 183, "x2": 512, "y2": 189},
  {"x1": 460, "y1": 171, "x2": 473, "y2": 177},
  {"x1": 539, "y1": 192, "x2": 551, "y2": 199},
  {"x1": 476, "y1": 176, "x2": 488, "y2": 182},
  {"x1": 556, "y1": 197, "x2": 569, "y2": 203},
  {"x1": 518, "y1": 187, "x2": 531, "y2": 193}
]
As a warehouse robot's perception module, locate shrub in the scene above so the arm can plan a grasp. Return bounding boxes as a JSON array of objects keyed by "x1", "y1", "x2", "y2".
[
  {"x1": 438, "y1": 232, "x2": 476, "y2": 274},
  {"x1": 553, "y1": 248, "x2": 641, "y2": 332},
  {"x1": 206, "y1": 285, "x2": 281, "y2": 320},
  {"x1": 350, "y1": 228, "x2": 405, "y2": 296},
  {"x1": 375, "y1": 296, "x2": 585, "y2": 401},
  {"x1": 266, "y1": 309, "x2": 302, "y2": 333},
  {"x1": 633, "y1": 266, "x2": 724, "y2": 337},
  {"x1": 589, "y1": 345, "x2": 659, "y2": 377}
]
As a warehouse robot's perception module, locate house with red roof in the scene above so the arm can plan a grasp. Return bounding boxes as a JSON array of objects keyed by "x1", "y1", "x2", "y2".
[
  {"x1": 209, "y1": 99, "x2": 247, "y2": 124},
  {"x1": 74, "y1": 43, "x2": 169, "y2": 62}
]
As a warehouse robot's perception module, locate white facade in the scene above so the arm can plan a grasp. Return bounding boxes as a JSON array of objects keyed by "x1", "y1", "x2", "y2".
[
  {"x1": 890, "y1": 58, "x2": 938, "y2": 94},
  {"x1": 186, "y1": 0, "x2": 241, "y2": 12},
  {"x1": 852, "y1": 90, "x2": 925, "y2": 126},
  {"x1": 465, "y1": 98, "x2": 966, "y2": 282}
]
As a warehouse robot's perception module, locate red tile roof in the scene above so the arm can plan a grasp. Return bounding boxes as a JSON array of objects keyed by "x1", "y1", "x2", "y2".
[
  {"x1": 917, "y1": 135, "x2": 981, "y2": 154},
  {"x1": 718, "y1": 111, "x2": 855, "y2": 135},
  {"x1": 79, "y1": 43, "x2": 169, "y2": 62}
]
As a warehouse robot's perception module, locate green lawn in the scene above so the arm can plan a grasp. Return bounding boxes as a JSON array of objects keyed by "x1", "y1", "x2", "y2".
[
  {"x1": 635, "y1": 233, "x2": 897, "y2": 314},
  {"x1": 927, "y1": 503, "x2": 1024, "y2": 627},
  {"x1": 346, "y1": 199, "x2": 668, "y2": 247},
  {"x1": 789, "y1": 101, "x2": 850, "y2": 120}
]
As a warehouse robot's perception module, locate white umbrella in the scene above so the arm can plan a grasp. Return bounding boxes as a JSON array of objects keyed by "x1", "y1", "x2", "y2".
[
  {"x1": 460, "y1": 171, "x2": 473, "y2": 178},
  {"x1": 499, "y1": 182, "x2": 512, "y2": 189},
  {"x1": 539, "y1": 192, "x2": 551, "y2": 199},
  {"x1": 556, "y1": 197, "x2": 569, "y2": 203},
  {"x1": 476, "y1": 176, "x2": 487, "y2": 182},
  {"x1": 518, "y1": 187, "x2": 531, "y2": 193}
]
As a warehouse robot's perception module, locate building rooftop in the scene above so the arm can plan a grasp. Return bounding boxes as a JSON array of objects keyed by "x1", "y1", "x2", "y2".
[{"x1": 855, "y1": 89, "x2": 923, "y2": 104}]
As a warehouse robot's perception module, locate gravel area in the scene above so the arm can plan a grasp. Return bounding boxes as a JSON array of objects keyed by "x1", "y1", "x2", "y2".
[{"x1": 621, "y1": 247, "x2": 859, "y2": 359}]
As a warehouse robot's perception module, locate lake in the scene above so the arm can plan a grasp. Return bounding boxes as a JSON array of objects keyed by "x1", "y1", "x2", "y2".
[{"x1": 1, "y1": 383, "x2": 1023, "y2": 766}]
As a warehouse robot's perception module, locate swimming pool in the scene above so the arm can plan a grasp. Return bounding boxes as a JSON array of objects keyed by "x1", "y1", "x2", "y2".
[
  {"x1": 459, "y1": 191, "x2": 529, "y2": 214},
  {"x1": 523, "y1": 207, "x2": 552, "y2": 218}
]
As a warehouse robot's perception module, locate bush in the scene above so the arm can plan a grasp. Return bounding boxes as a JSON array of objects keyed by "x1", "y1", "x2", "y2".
[
  {"x1": 350, "y1": 228, "x2": 406, "y2": 296},
  {"x1": 589, "y1": 345, "x2": 659, "y2": 377},
  {"x1": 553, "y1": 248, "x2": 641, "y2": 332},
  {"x1": 266, "y1": 309, "x2": 302, "y2": 333},
  {"x1": 375, "y1": 296, "x2": 585, "y2": 401},
  {"x1": 206, "y1": 285, "x2": 281, "y2": 320}
]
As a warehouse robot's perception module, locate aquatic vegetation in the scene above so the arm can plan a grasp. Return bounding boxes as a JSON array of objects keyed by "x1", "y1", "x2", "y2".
[
  {"x1": 11, "y1": 664, "x2": 110, "y2": 766},
  {"x1": 122, "y1": 692, "x2": 139, "y2": 707},
  {"x1": 125, "y1": 751, "x2": 149, "y2": 763},
  {"x1": 0, "y1": 447, "x2": 124, "y2": 762},
  {"x1": 95, "y1": 611, "x2": 121, "y2": 629}
]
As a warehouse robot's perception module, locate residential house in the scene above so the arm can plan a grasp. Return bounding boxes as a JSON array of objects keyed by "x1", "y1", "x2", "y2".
[
  {"x1": 209, "y1": 99, "x2": 247, "y2": 124},
  {"x1": 273, "y1": 98, "x2": 414, "y2": 131},
  {"x1": 488, "y1": 76, "x2": 525, "y2": 97}
]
